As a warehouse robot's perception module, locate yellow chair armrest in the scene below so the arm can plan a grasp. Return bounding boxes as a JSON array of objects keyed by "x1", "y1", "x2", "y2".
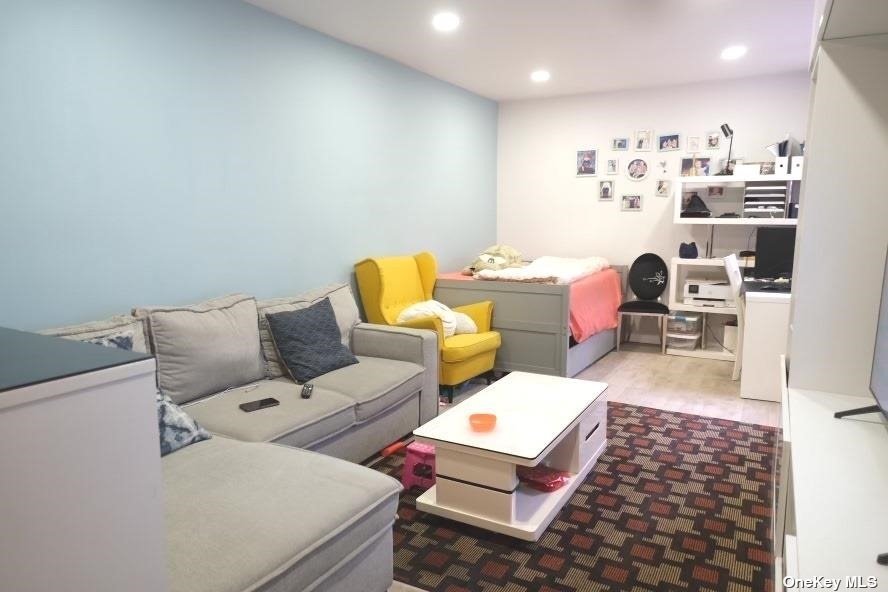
[
  {"x1": 453, "y1": 301, "x2": 494, "y2": 333},
  {"x1": 397, "y1": 316, "x2": 444, "y2": 349}
]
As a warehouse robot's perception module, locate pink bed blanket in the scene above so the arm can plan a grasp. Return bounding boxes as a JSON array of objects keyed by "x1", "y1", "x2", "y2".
[
  {"x1": 568, "y1": 268, "x2": 622, "y2": 342},
  {"x1": 437, "y1": 268, "x2": 623, "y2": 343}
]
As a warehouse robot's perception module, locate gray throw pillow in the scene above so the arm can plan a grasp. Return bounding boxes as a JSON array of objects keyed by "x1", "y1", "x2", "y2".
[
  {"x1": 156, "y1": 392, "x2": 211, "y2": 456},
  {"x1": 266, "y1": 298, "x2": 359, "y2": 383}
]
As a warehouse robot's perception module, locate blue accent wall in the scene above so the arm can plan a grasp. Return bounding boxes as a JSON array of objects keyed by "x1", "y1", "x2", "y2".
[{"x1": 0, "y1": 1, "x2": 497, "y2": 329}]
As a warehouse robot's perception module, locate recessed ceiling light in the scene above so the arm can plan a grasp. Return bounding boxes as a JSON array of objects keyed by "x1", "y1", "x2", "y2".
[
  {"x1": 530, "y1": 70, "x2": 551, "y2": 83},
  {"x1": 431, "y1": 12, "x2": 460, "y2": 33},
  {"x1": 720, "y1": 45, "x2": 748, "y2": 60}
]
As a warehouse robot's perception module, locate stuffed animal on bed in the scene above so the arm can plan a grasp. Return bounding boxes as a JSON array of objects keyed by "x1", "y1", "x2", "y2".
[{"x1": 461, "y1": 244, "x2": 523, "y2": 276}]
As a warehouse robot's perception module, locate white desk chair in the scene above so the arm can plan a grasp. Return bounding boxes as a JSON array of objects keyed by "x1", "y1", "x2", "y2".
[{"x1": 723, "y1": 254, "x2": 745, "y2": 381}]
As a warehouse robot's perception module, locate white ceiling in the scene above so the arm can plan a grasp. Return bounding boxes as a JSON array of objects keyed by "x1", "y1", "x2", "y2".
[{"x1": 246, "y1": 0, "x2": 816, "y2": 101}]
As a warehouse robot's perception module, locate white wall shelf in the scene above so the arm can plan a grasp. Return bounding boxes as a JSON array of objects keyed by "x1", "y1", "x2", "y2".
[
  {"x1": 673, "y1": 171, "x2": 802, "y2": 226},
  {"x1": 676, "y1": 217, "x2": 798, "y2": 226}
]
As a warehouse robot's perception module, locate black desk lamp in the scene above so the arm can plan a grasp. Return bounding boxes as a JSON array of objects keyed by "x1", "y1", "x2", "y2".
[{"x1": 715, "y1": 123, "x2": 734, "y2": 175}]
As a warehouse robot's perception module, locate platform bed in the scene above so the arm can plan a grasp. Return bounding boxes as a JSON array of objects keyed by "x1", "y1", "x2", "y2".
[{"x1": 435, "y1": 268, "x2": 624, "y2": 378}]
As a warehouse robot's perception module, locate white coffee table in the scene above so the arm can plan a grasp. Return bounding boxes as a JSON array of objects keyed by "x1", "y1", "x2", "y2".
[{"x1": 413, "y1": 371, "x2": 608, "y2": 541}]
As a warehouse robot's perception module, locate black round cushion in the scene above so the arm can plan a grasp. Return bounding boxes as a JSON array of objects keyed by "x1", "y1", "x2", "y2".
[{"x1": 628, "y1": 253, "x2": 668, "y2": 300}]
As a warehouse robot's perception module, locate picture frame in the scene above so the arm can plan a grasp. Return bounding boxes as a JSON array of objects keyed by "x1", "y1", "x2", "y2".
[
  {"x1": 657, "y1": 132, "x2": 681, "y2": 151},
  {"x1": 626, "y1": 158, "x2": 649, "y2": 181},
  {"x1": 680, "y1": 157, "x2": 711, "y2": 177},
  {"x1": 634, "y1": 130, "x2": 652, "y2": 152},
  {"x1": 760, "y1": 162, "x2": 776, "y2": 175},
  {"x1": 705, "y1": 131, "x2": 721, "y2": 150},
  {"x1": 707, "y1": 186, "x2": 725, "y2": 197},
  {"x1": 687, "y1": 136, "x2": 701, "y2": 152},
  {"x1": 576, "y1": 149, "x2": 597, "y2": 176},
  {"x1": 655, "y1": 179, "x2": 672, "y2": 198},
  {"x1": 606, "y1": 158, "x2": 619, "y2": 175},
  {"x1": 599, "y1": 180, "x2": 614, "y2": 201},
  {"x1": 612, "y1": 138, "x2": 629, "y2": 151},
  {"x1": 621, "y1": 194, "x2": 643, "y2": 211}
]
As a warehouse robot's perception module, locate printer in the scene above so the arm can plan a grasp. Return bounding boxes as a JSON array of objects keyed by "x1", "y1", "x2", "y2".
[{"x1": 683, "y1": 279, "x2": 735, "y2": 307}]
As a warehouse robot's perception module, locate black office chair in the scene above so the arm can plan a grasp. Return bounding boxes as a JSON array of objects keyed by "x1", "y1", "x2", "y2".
[{"x1": 617, "y1": 253, "x2": 669, "y2": 353}]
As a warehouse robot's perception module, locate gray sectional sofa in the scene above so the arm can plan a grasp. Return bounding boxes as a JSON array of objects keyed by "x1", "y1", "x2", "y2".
[{"x1": 44, "y1": 284, "x2": 439, "y2": 592}]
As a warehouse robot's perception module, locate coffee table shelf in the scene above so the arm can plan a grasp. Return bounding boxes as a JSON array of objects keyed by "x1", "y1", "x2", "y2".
[{"x1": 416, "y1": 447, "x2": 601, "y2": 541}]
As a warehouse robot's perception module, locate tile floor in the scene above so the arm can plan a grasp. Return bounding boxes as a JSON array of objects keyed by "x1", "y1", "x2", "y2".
[
  {"x1": 444, "y1": 343, "x2": 779, "y2": 427},
  {"x1": 578, "y1": 343, "x2": 780, "y2": 427}
]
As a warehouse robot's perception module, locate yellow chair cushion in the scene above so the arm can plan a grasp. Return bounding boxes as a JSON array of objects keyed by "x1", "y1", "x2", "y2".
[{"x1": 441, "y1": 331, "x2": 502, "y2": 363}]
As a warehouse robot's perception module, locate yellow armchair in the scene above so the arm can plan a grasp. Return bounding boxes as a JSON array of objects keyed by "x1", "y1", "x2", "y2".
[{"x1": 355, "y1": 252, "x2": 501, "y2": 401}]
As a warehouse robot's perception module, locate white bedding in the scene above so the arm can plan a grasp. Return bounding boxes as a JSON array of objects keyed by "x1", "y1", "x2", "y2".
[{"x1": 474, "y1": 256, "x2": 610, "y2": 284}]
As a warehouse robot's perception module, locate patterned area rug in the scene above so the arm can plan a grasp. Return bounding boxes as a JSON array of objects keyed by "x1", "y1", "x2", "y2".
[{"x1": 374, "y1": 402, "x2": 777, "y2": 592}]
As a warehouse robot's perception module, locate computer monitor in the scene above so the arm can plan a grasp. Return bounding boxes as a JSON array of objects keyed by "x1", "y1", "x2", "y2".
[{"x1": 754, "y1": 227, "x2": 796, "y2": 280}]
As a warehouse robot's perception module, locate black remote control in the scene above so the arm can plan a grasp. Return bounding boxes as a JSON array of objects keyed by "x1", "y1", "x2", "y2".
[{"x1": 301, "y1": 383, "x2": 314, "y2": 399}]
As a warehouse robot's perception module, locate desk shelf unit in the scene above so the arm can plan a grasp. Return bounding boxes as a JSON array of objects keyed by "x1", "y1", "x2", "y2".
[
  {"x1": 672, "y1": 172, "x2": 802, "y2": 226},
  {"x1": 667, "y1": 257, "x2": 751, "y2": 362}
]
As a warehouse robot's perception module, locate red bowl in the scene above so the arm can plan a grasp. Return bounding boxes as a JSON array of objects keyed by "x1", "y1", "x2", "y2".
[{"x1": 469, "y1": 413, "x2": 497, "y2": 432}]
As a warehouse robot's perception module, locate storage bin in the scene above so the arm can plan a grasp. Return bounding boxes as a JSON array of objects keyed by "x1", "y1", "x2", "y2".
[
  {"x1": 667, "y1": 312, "x2": 702, "y2": 335},
  {"x1": 666, "y1": 333, "x2": 701, "y2": 350}
]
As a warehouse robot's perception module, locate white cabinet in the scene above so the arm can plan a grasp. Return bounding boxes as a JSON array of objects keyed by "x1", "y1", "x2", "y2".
[
  {"x1": 0, "y1": 328, "x2": 168, "y2": 592},
  {"x1": 667, "y1": 257, "x2": 745, "y2": 361},
  {"x1": 741, "y1": 293, "x2": 791, "y2": 401}
]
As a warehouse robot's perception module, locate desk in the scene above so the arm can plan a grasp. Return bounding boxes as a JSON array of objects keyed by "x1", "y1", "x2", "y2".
[{"x1": 741, "y1": 290, "x2": 792, "y2": 402}]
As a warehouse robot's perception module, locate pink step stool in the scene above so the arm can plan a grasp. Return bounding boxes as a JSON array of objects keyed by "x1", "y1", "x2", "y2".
[{"x1": 402, "y1": 441, "x2": 436, "y2": 490}]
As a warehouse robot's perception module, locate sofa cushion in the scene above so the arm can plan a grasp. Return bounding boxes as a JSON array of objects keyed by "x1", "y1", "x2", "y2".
[
  {"x1": 184, "y1": 379, "x2": 356, "y2": 449},
  {"x1": 257, "y1": 284, "x2": 361, "y2": 379},
  {"x1": 41, "y1": 314, "x2": 149, "y2": 354},
  {"x1": 162, "y1": 436, "x2": 400, "y2": 592},
  {"x1": 266, "y1": 299, "x2": 359, "y2": 383},
  {"x1": 311, "y1": 356, "x2": 424, "y2": 422},
  {"x1": 442, "y1": 331, "x2": 502, "y2": 363},
  {"x1": 134, "y1": 294, "x2": 266, "y2": 405},
  {"x1": 157, "y1": 392, "x2": 211, "y2": 456}
]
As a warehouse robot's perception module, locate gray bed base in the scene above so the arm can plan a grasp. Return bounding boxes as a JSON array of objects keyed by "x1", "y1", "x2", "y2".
[{"x1": 434, "y1": 267, "x2": 625, "y2": 378}]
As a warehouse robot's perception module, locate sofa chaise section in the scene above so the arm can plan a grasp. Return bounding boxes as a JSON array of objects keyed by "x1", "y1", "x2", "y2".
[{"x1": 163, "y1": 436, "x2": 401, "y2": 592}]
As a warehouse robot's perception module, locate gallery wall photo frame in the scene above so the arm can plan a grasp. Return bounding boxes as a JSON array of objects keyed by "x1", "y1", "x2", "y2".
[
  {"x1": 634, "y1": 130, "x2": 652, "y2": 151},
  {"x1": 680, "y1": 157, "x2": 711, "y2": 177},
  {"x1": 655, "y1": 179, "x2": 672, "y2": 198},
  {"x1": 599, "y1": 180, "x2": 614, "y2": 201},
  {"x1": 705, "y1": 131, "x2": 721, "y2": 150},
  {"x1": 621, "y1": 194, "x2": 643, "y2": 211},
  {"x1": 626, "y1": 158, "x2": 649, "y2": 181},
  {"x1": 612, "y1": 137, "x2": 630, "y2": 151},
  {"x1": 657, "y1": 132, "x2": 681, "y2": 151},
  {"x1": 687, "y1": 136, "x2": 701, "y2": 152},
  {"x1": 606, "y1": 158, "x2": 619, "y2": 175},
  {"x1": 576, "y1": 149, "x2": 598, "y2": 176}
]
